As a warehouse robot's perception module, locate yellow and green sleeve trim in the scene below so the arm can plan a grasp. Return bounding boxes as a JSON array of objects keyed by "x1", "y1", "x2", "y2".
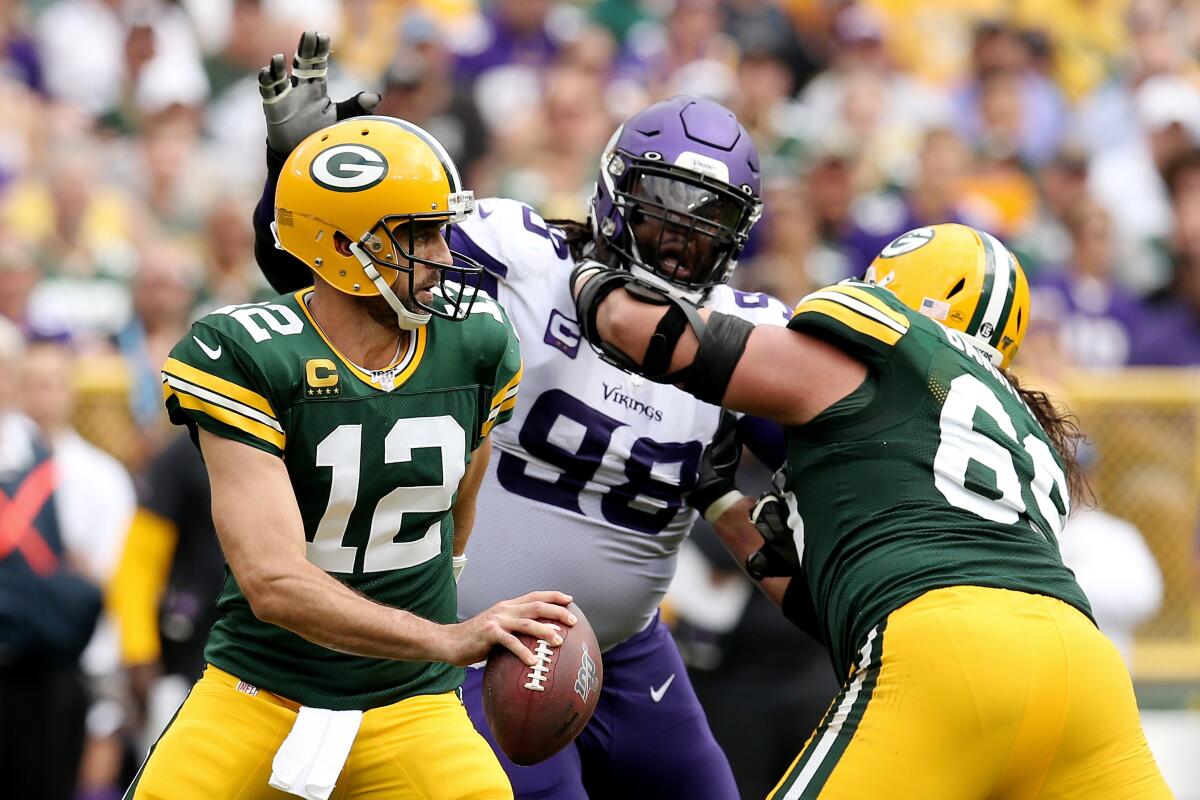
[
  {"x1": 481, "y1": 361, "x2": 522, "y2": 437},
  {"x1": 792, "y1": 284, "x2": 911, "y2": 349},
  {"x1": 161, "y1": 357, "x2": 286, "y2": 451}
]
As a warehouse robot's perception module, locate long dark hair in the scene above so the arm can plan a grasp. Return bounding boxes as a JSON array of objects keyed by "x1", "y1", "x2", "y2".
[
  {"x1": 545, "y1": 218, "x2": 595, "y2": 262},
  {"x1": 1005, "y1": 369, "x2": 1093, "y2": 506}
]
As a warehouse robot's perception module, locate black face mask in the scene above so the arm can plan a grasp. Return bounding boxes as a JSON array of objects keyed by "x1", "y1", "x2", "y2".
[
  {"x1": 360, "y1": 214, "x2": 484, "y2": 322},
  {"x1": 616, "y1": 165, "x2": 758, "y2": 291}
]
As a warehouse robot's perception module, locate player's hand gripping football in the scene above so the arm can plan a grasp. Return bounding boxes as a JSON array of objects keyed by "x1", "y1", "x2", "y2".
[
  {"x1": 441, "y1": 591, "x2": 577, "y2": 667},
  {"x1": 745, "y1": 490, "x2": 802, "y2": 579},
  {"x1": 258, "y1": 30, "x2": 380, "y2": 158}
]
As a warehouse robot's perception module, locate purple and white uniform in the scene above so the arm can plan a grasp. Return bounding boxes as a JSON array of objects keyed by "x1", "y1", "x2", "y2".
[{"x1": 453, "y1": 197, "x2": 788, "y2": 799}]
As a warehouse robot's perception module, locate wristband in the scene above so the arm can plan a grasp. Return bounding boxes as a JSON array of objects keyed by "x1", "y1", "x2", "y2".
[
  {"x1": 703, "y1": 490, "x2": 747, "y2": 525},
  {"x1": 452, "y1": 554, "x2": 467, "y2": 583}
]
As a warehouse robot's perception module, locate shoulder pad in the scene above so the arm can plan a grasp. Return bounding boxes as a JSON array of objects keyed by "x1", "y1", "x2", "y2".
[
  {"x1": 707, "y1": 285, "x2": 793, "y2": 325},
  {"x1": 788, "y1": 282, "x2": 913, "y2": 361},
  {"x1": 196, "y1": 296, "x2": 309, "y2": 348},
  {"x1": 452, "y1": 197, "x2": 574, "y2": 283}
]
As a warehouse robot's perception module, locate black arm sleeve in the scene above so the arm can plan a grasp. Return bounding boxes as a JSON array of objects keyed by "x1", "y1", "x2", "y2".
[
  {"x1": 254, "y1": 144, "x2": 315, "y2": 294},
  {"x1": 780, "y1": 577, "x2": 823, "y2": 642}
]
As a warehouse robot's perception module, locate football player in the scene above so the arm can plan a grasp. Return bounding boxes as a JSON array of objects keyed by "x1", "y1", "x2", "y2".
[
  {"x1": 572, "y1": 225, "x2": 1173, "y2": 798},
  {"x1": 125, "y1": 37, "x2": 576, "y2": 800},
  {"x1": 251, "y1": 33, "x2": 789, "y2": 800}
]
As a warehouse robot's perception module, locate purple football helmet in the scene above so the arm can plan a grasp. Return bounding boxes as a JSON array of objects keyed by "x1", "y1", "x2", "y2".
[{"x1": 590, "y1": 96, "x2": 763, "y2": 299}]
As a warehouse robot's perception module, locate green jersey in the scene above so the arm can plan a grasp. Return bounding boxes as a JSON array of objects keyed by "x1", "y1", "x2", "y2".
[
  {"x1": 162, "y1": 287, "x2": 522, "y2": 710},
  {"x1": 784, "y1": 281, "x2": 1092, "y2": 674}
]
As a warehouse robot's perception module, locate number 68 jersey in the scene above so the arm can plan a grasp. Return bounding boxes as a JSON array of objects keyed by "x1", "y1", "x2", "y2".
[
  {"x1": 451, "y1": 198, "x2": 792, "y2": 651},
  {"x1": 161, "y1": 287, "x2": 522, "y2": 710}
]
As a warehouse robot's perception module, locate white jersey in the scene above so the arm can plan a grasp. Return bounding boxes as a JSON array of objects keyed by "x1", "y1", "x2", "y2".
[{"x1": 453, "y1": 198, "x2": 790, "y2": 649}]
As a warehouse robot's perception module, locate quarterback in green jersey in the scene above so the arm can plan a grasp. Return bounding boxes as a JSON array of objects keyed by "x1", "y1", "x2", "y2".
[
  {"x1": 572, "y1": 224, "x2": 1170, "y2": 799},
  {"x1": 127, "y1": 46, "x2": 573, "y2": 800}
]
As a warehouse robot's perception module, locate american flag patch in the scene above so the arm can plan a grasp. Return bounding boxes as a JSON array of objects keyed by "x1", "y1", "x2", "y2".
[
  {"x1": 920, "y1": 297, "x2": 951, "y2": 321},
  {"x1": 236, "y1": 680, "x2": 259, "y2": 697}
]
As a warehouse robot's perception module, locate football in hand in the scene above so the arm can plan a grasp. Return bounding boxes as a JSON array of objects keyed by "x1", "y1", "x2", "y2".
[{"x1": 482, "y1": 601, "x2": 603, "y2": 766}]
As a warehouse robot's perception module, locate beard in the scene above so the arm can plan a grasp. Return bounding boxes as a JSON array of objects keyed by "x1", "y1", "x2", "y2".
[{"x1": 360, "y1": 270, "x2": 439, "y2": 331}]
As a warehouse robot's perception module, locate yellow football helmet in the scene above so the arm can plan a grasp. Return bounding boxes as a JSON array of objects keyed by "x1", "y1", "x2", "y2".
[
  {"x1": 274, "y1": 116, "x2": 481, "y2": 329},
  {"x1": 865, "y1": 224, "x2": 1031, "y2": 369}
]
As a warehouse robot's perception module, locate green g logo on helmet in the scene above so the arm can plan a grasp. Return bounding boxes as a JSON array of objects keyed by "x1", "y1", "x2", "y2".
[{"x1": 310, "y1": 144, "x2": 389, "y2": 192}]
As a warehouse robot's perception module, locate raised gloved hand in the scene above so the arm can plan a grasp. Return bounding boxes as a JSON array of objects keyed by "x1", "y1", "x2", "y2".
[
  {"x1": 689, "y1": 411, "x2": 746, "y2": 524},
  {"x1": 745, "y1": 490, "x2": 802, "y2": 579},
  {"x1": 258, "y1": 30, "x2": 381, "y2": 158}
]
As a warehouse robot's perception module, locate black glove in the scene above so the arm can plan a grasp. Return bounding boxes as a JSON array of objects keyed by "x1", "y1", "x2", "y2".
[
  {"x1": 258, "y1": 30, "x2": 381, "y2": 159},
  {"x1": 745, "y1": 490, "x2": 802, "y2": 579},
  {"x1": 688, "y1": 411, "x2": 745, "y2": 522}
]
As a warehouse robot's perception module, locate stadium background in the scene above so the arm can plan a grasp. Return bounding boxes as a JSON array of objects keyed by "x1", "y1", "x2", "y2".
[{"x1": 2, "y1": 0, "x2": 1199, "y2": 797}]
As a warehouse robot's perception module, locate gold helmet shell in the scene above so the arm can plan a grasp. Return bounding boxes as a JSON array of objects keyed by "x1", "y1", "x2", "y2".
[
  {"x1": 865, "y1": 224, "x2": 1031, "y2": 369},
  {"x1": 274, "y1": 116, "x2": 480, "y2": 327}
]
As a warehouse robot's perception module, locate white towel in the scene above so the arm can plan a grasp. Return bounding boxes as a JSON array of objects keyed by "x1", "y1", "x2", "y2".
[{"x1": 268, "y1": 706, "x2": 363, "y2": 800}]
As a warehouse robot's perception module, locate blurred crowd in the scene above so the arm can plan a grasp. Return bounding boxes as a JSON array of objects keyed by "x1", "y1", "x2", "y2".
[{"x1": 0, "y1": 0, "x2": 1197, "y2": 797}]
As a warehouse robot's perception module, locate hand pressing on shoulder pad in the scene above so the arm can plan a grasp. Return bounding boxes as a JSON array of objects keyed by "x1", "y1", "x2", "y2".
[{"x1": 259, "y1": 30, "x2": 381, "y2": 158}]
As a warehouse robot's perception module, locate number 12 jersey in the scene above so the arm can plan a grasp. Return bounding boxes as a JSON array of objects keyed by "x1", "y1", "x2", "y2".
[{"x1": 162, "y1": 287, "x2": 522, "y2": 710}]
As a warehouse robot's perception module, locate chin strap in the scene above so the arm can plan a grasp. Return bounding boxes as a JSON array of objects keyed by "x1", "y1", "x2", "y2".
[{"x1": 350, "y1": 242, "x2": 430, "y2": 330}]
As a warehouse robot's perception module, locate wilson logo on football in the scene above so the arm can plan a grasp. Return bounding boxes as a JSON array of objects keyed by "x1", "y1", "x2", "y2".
[
  {"x1": 880, "y1": 227, "x2": 935, "y2": 258},
  {"x1": 310, "y1": 144, "x2": 388, "y2": 192}
]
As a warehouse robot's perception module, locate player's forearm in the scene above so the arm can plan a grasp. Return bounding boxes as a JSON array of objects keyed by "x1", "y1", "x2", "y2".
[
  {"x1": 598, "y1": 288, "x2": 704, "y2": 375},
  {"x1": 245, "y1": 559, "x2": 453, "y2": 662},
  {"x1": 253, "y1": 146, "x2": 314, "y2": 294},
  {"x1": 712, "y1": 500, "x2": 790, "y2": 607}
]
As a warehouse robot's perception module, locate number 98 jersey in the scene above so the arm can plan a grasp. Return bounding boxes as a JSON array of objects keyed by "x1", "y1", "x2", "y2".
[
  {"x1": 161, "y1": 287, "x2": 522, "y2": 710},
  {"x1": 450, "y1": 198, "x2": 792, "y2": 650},
  {"x1": 784, "y1": 280, "x2": 1092, "y2": 674}
]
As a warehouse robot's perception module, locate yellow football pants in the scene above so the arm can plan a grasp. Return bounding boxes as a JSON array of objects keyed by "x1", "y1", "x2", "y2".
[
  {"x1": 770, "y1": 586, "x2": 1171, "y2": 800},
  {"x1": 126, "y1": 664, "x2": 512, "y2": 800}
]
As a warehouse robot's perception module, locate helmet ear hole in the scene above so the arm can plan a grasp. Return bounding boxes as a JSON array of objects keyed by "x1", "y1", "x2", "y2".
[
  {"x1": 1016, "y1": 307, "x2": 1023, "y2": 332},
  {"x1": 947, "y1": 278, "x2": 966, "y2": 298},
  {"x1": 333, "y1": 232, "x2": 354, "y2": 257}
]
